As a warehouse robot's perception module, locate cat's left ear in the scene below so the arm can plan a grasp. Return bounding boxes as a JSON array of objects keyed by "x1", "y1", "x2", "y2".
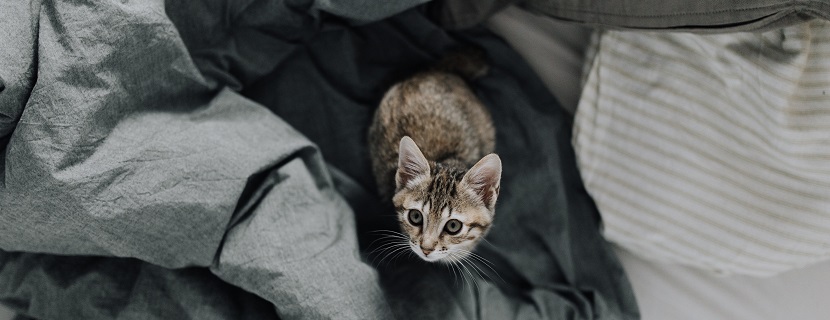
[
  {"x1": 462, "y1": 154, "x2": 502, "y2": 210},
  {"x1": 396, "y1": 136, "x2": 431, "y2": 190}
]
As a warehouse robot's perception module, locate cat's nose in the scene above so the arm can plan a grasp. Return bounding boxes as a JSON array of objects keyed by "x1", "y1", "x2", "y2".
[{"x1": 421, "y1": 246, "x2": 434, "y2": 255}]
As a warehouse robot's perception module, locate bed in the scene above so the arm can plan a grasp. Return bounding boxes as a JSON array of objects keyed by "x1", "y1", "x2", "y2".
[
  {"x1": 1, "y1": 1, "x2": 829, "y2": 319},
  {"x1": 486, "y1": 5, "x2": 830, "y2": 320},
  {"x1": 0, "y1": 1, "x2": 633, "y2": 319}
]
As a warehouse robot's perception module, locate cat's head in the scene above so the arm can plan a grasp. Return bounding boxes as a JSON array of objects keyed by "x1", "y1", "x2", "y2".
[{"x1": 392, "y1": 136, "x2": 501, "y2": 263}]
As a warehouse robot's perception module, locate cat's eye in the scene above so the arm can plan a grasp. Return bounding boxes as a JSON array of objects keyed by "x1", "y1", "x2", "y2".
[
  {"x1": 445, "y1": 219, "x2": 462, "y2": 235},
  {"x1": 407, "y1": 209, "x2": 423, "y2": 225}
]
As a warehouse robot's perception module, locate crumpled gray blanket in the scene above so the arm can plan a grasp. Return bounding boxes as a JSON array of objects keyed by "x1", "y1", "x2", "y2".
[{"x1": 0, "y1": 1, "x2": 638, "y2": 319}]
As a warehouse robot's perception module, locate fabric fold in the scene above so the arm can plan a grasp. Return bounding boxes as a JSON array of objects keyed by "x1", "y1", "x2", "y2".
[{"x1": 1, "y1": 0, "x2": 638, "y2": 319}]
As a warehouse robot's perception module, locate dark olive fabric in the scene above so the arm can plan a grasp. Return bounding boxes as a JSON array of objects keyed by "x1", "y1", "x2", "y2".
[
  {"x1": 0, "y1": 1, "x2": 637, "y2": 319},
  {"x1": 427, "y1": 0, "x2": 520, "y2": 30},
  {"x1": 429, "y1": 0, "x2": 830, "y2": 32},
  {"x1": 244, "y1": 9, "x2": 638, "y2": 320}
]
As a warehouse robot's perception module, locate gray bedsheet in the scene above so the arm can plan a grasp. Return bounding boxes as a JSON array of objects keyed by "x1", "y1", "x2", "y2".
[{"x1": 0, "y1": 1, "x2": 637, "y2": 319}]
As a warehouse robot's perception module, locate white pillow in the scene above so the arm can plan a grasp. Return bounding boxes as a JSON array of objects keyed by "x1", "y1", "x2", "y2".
[{"x1": 574, "y1": 20, "x2": 830, "y2": 276}]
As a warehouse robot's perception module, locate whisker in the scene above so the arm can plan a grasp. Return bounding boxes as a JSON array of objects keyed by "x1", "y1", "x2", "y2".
[
  {"x1": 466, "y1": 258, "x2": 491, "y2": 284},
  {"x1": 368, "y1": 232, "x2": 406, "y2": 239},
  {"x1": 368, "y1": 241, "x2": 410, "y2": 265},
  {"x1": 372, "y1": 242, "x2": 409, "y2": 257},
  {"x1": 365, "y1": 232, "x2": 408, "y2": 250},
  {"x1": 450, "y1": 258, "x2": 465, "y2": 290},
  {"x1": 377, "y1": 246, "x2": 411, "y2": 267},
  {"x1": 369, "y1": 229, "x2": 407, "y2": 236},
  {"x1": 457, "y1": 250, "x2": 505, "y2": 284},
  {"x1": 372, "y1": 245, "x2": 402, "y2": 266},
  {"x1": 366, "y1": 234, "x2": 408, "y2": 250},
  {"x1": 367, "y1": 238, "x2": 407, "y2": 252},
  {"x1": 370, "y1": 243, "x2": 408, "y2": 257},
  {"x1": 449, "y1": 252, "x2": 477, "y2": 292},
  {"x1": 457, "y1": 257, "x2": 481, "y2": 292},
  {"x1": 454, "y1": 261, "x2": 466, "y2": 290},
  {"x1": 388, "y1": 246, "x2": 411, "y2": 265},
  {"x1": 481, "y1": 237, "x2": 498, "y2": 248},
  {"x1": 368, "y1": 231, "x2": 408, "y2": 239},
  {"x1": 450, "y1": 258, "x2": 462, "y2": 288},
  {"x1": 444, "y1": 261, "x2": 458, "y2": 287}
]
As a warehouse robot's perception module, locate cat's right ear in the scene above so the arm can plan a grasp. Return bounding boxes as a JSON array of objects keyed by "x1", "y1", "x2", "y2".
[
  {"x1": 461, "y1": 154, "x2": 502, "y2": 210},
  {"x1": 396, "y1": 136, "x2": 430, "y2": 190}
]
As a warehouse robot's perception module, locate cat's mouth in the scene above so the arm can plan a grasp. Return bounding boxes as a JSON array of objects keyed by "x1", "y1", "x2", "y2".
[
  {"x1": 420, "y1": 254, "x2": 444, "y2": 262},
  {"x1": 410, "y1": 243, "x2": 446, "y2": 262}
]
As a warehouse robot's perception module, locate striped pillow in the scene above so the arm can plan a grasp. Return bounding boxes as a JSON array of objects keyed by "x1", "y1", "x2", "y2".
[{"x1": 573, "y1": 20, "x2": 830, "y2": 276}]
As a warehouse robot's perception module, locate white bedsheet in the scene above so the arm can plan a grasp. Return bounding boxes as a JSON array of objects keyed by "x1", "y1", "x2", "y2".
[
  {"x1": 486, "y1": 6, "x2": 591, "y2": 113},
  {"x1": 618, "y1": 246, "x2": 830, "y2": 320},
  {"x1": 487, "y1": 6, "x2": 830, "y2": 320}
]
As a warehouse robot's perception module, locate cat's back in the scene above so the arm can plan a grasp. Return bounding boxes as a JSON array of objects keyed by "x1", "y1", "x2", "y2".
[
  {"x1": 368, "y1": 51, "x2": 495, "y2": 197},
  {"x1": 372, "y1": 69, "x2": 493, "y2": 163}
]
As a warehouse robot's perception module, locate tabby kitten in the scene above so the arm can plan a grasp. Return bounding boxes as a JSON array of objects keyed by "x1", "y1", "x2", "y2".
[{"x1": 368, "y1": 50, "x2": 502, "y2": 263}]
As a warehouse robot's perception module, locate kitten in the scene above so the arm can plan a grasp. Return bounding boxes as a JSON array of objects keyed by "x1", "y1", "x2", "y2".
[{"x1": 368, "y1": 49, "x2": 502, "y2": 263}]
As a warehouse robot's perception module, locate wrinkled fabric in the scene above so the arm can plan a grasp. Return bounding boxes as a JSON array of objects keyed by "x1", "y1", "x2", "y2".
[
  {"x1": 427, "y1": 0, "x2": 830, "y2": 32},
  {"x1": 574, "y1": 20, "x2": 830, "y2": 276},
  {"x1": 244, "y1": 10, "x2": 638, "y2": 320},
  {"x1": 0, "y1": 253, "x2": 276, "y2": 320},
  {"x1": 520, "y1": 0, "x2": 830, "y2": 32},
  {"x1": 0, "y1": 0, "x2": 637, "y2": 319},
  {"x1": 0, "y1": 0, "x2": 414, "y2": 319}
]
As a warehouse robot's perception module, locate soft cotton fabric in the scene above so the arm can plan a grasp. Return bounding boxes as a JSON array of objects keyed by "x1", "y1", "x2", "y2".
[
  {"x1": 0, "y1": 1, "x2": 637, "y2": 319},
  {"x1": 429, "y1": 0, "x2": 830, "y2": 32},
  {"x1": 618, "y1": 245, "x2": 830, "y2": 320},
  {"x1": 574, "y1": 19, "x2": 830, "y2": 276}
]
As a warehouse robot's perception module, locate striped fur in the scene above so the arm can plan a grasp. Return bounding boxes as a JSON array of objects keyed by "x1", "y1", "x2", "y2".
[{"x1": 368, "y1": 50, "x2": 502, "y2": 262}]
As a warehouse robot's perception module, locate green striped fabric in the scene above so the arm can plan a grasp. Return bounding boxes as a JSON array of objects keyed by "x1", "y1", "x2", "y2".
[{"x1": 574, "y1": 19, "x2": 830, "y2": 276}]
